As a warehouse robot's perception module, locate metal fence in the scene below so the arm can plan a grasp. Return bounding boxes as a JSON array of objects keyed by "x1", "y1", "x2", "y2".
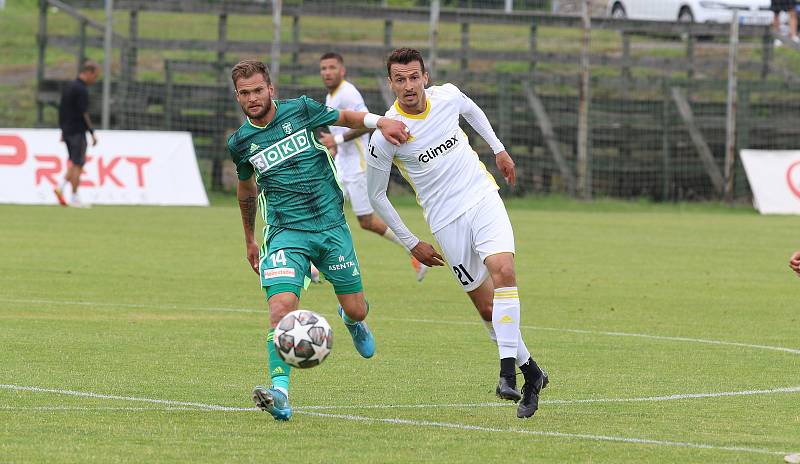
[{"x1": 17, "y1": 0, "x2": 800, "y2": 199}]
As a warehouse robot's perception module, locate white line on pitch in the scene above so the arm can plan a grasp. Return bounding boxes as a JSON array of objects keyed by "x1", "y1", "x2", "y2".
[
  {"x1": 3, "y1": 296, "x2": 799, "y2": 356},
  {"x1": 0, "y1": 384, "x2": 789, "y2": 457},
  {"x1": 3, "y1": 383, "x2": 799, "y2": 411},
  {"x1": 3, "y1": 385, "x2": 798, "y2": 412},
  {"x1": 298, "y1": 410, "x2": 787, "y2": 456},
  {"x1": 0, "y1": 406, "x2": 235, "y2": 411},
  {"x1": 0, "y1": 297, "x2": 262, "y2": 314},
  {"x1": 0, "y1": 384, "x2": 253, "y2": 411},
  {"x1": 295, "y1": 385, "x2": 800, "y2": 410},
  {"x1": 381, "y1": 316, "x2": 800, "y2": 356}
]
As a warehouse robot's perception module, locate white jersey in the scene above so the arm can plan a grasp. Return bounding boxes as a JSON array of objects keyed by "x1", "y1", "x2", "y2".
[
  {"x1": 325, "y1": 80, "x2": 370, "y2": 181},
  {"x1": 367, "y1": 83, "x2": 500, "y2": 233}
]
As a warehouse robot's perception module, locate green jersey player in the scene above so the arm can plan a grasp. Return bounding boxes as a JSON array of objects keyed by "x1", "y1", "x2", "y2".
[{"x1": 227, "y1": 60, "x2": 409, "y2": 421}]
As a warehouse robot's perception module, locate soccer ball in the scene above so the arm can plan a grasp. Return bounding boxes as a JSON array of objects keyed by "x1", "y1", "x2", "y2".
[{"x1": 273, "y1": 310, "x2": 333, "y2": 368}]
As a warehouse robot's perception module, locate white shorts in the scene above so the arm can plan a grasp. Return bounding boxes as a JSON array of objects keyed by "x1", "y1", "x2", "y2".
[
  {"x1": 433, "y1": 191, "x2": 515, "y2": 292},
  {"x1": 341, "y1": 172, "x2": 374, "y2": 217}
]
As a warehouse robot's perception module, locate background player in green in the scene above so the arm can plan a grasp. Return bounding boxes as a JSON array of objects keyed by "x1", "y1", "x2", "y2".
[{"x1": 227, "y1": 60, "x2": 409, "y2": 421}]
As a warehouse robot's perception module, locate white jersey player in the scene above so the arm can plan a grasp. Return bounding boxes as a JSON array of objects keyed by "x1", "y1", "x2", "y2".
[
  {"x1": 366, "y1": 48, "x2": 549, "y2": 419},
  {"x1": 318, "y1": 52, "x2": 426, "y2": 282}
]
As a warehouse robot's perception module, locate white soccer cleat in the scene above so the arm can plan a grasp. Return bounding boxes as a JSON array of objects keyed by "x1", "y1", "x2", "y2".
[
  {"x1": 69, "y1": 198, "x2": 91, "y2": 209},
  {"x1": 310, "y1": 263, "x2": 321, "y2": 284},
  {"x1": 786, "y1": 453, "x2": 800, "y2": 464}
]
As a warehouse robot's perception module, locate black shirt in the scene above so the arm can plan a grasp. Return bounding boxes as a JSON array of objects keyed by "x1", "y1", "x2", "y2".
[{"x1": 58, "y1": 78, "x2": 91, "y2": 136}]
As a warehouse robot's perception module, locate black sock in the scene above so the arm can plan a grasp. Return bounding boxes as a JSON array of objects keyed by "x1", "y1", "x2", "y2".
[
  {"x1": 519, "y1": 357, "x2": 543, "y2": 382},
  {"x1": 500, "y1": 357, "x2": 516, "y2": 379}
]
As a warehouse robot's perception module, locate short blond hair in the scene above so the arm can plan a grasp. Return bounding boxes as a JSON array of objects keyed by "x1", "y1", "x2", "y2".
[{"x1": 231, "y1": 60, "x2": 271, "y2": 89}]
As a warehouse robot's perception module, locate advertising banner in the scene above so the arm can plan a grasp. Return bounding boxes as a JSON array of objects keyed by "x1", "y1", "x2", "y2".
[
  {"x1": 740, "y1": 149, "x2": 800, "y2": 215},
  {"x1": 0, "y1": 129, "x2": 208, "y2": 206}
]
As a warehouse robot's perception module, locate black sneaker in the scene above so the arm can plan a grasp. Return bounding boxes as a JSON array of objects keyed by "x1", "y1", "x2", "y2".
[
  {"x1": 495, "y1": 375, "x2": 522, "y2": 402},
  {"x1": 517, "y1": 370, "x2": 549, "y2": 418}
]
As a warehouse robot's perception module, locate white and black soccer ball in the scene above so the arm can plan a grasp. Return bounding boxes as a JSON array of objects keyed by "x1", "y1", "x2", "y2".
[{"x1": 273, "y1": 310, "x2": 333, "y2": 368}]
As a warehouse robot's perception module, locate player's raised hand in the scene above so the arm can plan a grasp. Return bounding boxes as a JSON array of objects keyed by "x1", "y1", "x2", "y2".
[
  {"x1": 790, "y1": 250, "x2": 800, "y2": 276},
  {"x1": 377, "y1": 117, "x2": 410, "y2": 146},
  {"x1": 246, "y1": 241, "x2": 260, "y2": 274},
  {"x1": 319, "y1": 132, "x2": 337, "y2": 151},
  {"x1": 495, "y1": 151, "x2": 516, "y2": 186},
  {"x1": 411, "y1": 241, "x2": 445, "y2": 267}
]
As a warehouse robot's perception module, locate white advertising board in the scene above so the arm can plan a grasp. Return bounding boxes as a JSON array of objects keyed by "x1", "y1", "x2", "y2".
[
  {"x1": 740, "y1": 149, "x2": 800, "y2": 215},
  {"x1": 0, "y1": 129, "x2": 209, "y2": 206}
]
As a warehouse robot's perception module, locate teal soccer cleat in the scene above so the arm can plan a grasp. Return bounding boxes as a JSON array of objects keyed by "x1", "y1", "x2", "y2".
[
  {"x1": 252, "y1": 386, "x2": 292, "y2": 421},
  {"x1": 338, "y1": 306, "x2": 375, "y2": 358}
]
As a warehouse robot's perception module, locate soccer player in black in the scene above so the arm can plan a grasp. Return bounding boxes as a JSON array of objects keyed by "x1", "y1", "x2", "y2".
[{"x1": 54, "y1": 60, "x2": 100, "y2": 208}]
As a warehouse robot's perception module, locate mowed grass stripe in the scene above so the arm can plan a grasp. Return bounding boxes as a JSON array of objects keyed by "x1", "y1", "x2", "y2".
[
  {"x1": 0, "y1": 384, "x2": 791, "y2": 457},
  {"x1": 2, "y1": 296, "x2": 798, "y2": 356}
]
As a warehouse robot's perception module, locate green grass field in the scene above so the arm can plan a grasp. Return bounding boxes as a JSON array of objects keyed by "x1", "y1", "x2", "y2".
[{"x1": 1, "y1": 198, "x2": 799, "y2": 463}]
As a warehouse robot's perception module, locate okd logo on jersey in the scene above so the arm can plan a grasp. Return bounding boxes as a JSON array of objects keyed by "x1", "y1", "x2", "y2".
[
  {"x1": 418, "y1": 131, "x2": 459, "y2": 163},
  {"x1": 249, "y1": 129, "x2": 310, "y2": 173}
]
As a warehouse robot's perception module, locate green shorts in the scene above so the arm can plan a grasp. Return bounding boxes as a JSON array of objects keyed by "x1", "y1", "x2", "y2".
[{"x1": 260, "y1": 223, "x2": 363, "y2": 297}]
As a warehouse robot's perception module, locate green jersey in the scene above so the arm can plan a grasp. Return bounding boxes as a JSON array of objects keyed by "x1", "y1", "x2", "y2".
[{"x1": 228, "y1": 96, "x2": 342, "y2": 231}]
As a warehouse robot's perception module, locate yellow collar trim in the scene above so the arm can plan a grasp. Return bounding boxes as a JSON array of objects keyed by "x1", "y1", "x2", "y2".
[
  {"x1": 329, "y1": 80, "x2": 345, "y2": 97},
  {"x1": 394, "y1": 97, "x2": 430, "y2": 120}
]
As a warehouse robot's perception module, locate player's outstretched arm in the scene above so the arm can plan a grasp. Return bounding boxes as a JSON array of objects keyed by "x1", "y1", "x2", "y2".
[
  {"x1": 319, "y1": 128, "x2": 372, "y2": 151},
  {"x1": 790, "y1": 250, "x2": 800, "y2": 276},
  {"x1": 237, "y1": 177, "x2": 260, "y2": 274},
  {"x1": 453, "y1": 86, "x2": 515, "y2": 185},
  {"x1": 366, "y1": 164, "x2": 445, "y2": 267},
  {"x1": 335, "y1": 110, "x2": 409, "y2": 146}
]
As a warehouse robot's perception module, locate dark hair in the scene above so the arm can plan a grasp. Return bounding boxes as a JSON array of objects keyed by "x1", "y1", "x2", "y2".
[
  {"x1": 386, "y1": 48, "x2": 425, "y2": 76},
  {"x1": 231, "y1": 60, "x2": 271, "y2": 88},
  {"x1": 319, "y1": 52, "x2": 344, "y2": 64},
  {"x1": 80, "y1": 59, "x2": 99, "y2": 73}
]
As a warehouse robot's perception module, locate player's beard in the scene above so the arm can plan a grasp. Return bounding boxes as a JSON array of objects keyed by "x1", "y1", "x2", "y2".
[
  {"x1": 244, "y1": 96, "x2": 271, "y2": 120},
  {"x1": 324, "y1": 76, "x2": 342, "y2": 92}
]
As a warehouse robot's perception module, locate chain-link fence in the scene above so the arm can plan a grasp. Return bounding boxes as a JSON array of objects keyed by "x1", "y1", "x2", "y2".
[{"x1": 7, "y1": 0, "x2": 800, "y2": 198}]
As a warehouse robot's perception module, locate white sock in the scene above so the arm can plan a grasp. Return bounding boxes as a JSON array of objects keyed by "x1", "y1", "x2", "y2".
[
  {"x1": 492, "y1": 286, "x2": 520, "y2": 359},
  {"x1": 485, "y1": 320, "x2": 531, "y2": 366},
  {"x1": 59, "y1": 179, "x2": 69, "y2": 191},
  {"x1": 382, "y1": 228, "x2": 407, "y2": 251}
]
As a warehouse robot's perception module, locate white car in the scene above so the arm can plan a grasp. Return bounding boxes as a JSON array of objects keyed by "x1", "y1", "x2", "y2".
[{"x1": 607, "y1": 0, "x2": 774, "y2": 25}]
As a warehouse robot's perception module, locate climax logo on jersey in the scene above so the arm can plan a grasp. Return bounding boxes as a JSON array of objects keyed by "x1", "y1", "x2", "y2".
[
  {"x1": 249, "y1": 130, "x2": 311, "y2": 174},
  {"x1": 418, "y1": 131, "x2": 459, "y2": 163}
]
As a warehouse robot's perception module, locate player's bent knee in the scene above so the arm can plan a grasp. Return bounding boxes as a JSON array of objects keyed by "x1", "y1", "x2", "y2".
[
  {"x1": 266, "y1": 286, "x2": 301, "y2": 326},
  {"x1": 337, "y1": 293, "x2": 368, "y2": 321}
]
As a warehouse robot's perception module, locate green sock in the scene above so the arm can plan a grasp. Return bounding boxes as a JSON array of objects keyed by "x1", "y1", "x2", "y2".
[{"x1": 267, "y1": 329, "x2": 290, "y2": 396}]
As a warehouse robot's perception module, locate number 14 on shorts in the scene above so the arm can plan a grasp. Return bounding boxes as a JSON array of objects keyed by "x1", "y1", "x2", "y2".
[{"x1": 270, "y1": 250, "x2": 287, "y2": 267}]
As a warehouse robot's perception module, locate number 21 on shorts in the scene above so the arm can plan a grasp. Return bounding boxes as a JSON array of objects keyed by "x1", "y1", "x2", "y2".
[{"x1": 452, "y1": 263, "x2": 474, "y2": 286}]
